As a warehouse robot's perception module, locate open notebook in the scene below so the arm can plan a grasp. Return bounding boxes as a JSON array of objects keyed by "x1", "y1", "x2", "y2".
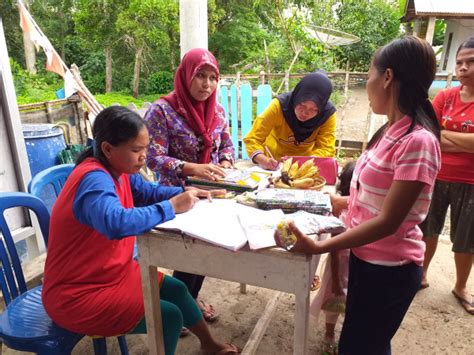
[
  {"x1": 156, "y1": 199, "x2": 250, "y2": 251},
  {"x1": 156, "y1": 199, "x2": 339, "y2": 251}
]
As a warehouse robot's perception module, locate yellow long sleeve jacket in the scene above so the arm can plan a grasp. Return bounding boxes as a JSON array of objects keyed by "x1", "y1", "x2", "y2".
[{"x1": 244, "y1": 99, "x2": 336, "y2": 160}]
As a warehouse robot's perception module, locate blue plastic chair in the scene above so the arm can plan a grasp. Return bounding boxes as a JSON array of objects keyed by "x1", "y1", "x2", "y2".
[
  {"x1": 0, "y1": 192, "x2": 84, "y2": 354},
  {"x1": 28, "y1": 165, "x2": 129, "y2": 354},
  {"x1": 28, "y1": 164, "x2": 75, "y2": 212}
]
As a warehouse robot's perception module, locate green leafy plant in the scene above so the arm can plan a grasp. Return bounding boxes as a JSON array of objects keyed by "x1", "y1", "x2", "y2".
[{"x1": 146, "y1": 71, "x2": 174, "y2": 95}]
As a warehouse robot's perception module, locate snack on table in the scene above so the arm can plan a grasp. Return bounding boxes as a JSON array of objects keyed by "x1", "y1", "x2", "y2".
[
  {"x1": 274, "y1": 157, "x2": 325, "y2": 190},
  {"x1": 276, "y1": 220, "x2": 297, "y2": 250}
]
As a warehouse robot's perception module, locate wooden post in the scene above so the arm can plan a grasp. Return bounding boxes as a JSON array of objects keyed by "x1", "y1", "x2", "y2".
[
  {"x1": 446, "y1": 72, "x2": 453, "y2": 88},
  {"x1": 284, "y1": 72, "x2": 289, "y2": 92},
  {"x1": 45, "y1": 101, "x2": 53, "y2": 123},
  {"x1": 337, "y1": 61, "x2": 351, "y2": 157},
  {"x1": 260, "y1": 71, "x2": 266, "y2": 85}
]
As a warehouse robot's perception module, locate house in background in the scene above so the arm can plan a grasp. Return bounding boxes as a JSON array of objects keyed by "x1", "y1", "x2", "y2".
[{"x1": 402, "y1": 0, "x2": 474, "y2": 73}]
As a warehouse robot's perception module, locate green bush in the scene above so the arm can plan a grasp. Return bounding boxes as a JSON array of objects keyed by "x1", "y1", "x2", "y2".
[{"x1": 147, "y1": 71, "x2": 174, "y2": 95}]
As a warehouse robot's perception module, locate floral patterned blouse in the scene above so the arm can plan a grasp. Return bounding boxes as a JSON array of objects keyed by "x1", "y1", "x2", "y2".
[{"x1": 145, "y1": 99, "x2": 235, "y2": 186}]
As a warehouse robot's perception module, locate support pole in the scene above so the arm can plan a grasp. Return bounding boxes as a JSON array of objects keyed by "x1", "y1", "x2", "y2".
[{"x1": 179, "y1": 0, "x2": 208, "y2": 58}]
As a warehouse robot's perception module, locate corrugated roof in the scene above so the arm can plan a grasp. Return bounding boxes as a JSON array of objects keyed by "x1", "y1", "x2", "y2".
[{"x1": 411, "y1": 0, "x2": 474, "y2": 16}]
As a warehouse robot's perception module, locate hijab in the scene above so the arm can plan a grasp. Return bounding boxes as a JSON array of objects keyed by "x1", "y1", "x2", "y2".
[
  {"x1": 277, "y1": 71, "x2": 336, "y2": 143},
  {"x1": 162, "y1": 48, "x2": 220, "y2": 163}
]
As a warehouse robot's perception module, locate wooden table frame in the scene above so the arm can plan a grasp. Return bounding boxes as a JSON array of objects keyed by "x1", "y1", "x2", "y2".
[{"x1": 138, "y1": 230, "x2": 321, "y2": 355}]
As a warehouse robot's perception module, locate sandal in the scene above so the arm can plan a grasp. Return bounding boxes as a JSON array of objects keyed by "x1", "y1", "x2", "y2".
[
  {"x1": 311, "y1": 275, "x2": 321, "y2": 291},
  {"x1": 201, "y1": 342, "x2": 240, "y2": 354},
  {"x1": 321, "y1": 338, "x2": 338, "y2": 355},
  {"x1": 180, "y1": 327, "x2": 190, "y2": 337},
  {"x1": 197, "y1": 298, "x2": 219, "y2": 322}
]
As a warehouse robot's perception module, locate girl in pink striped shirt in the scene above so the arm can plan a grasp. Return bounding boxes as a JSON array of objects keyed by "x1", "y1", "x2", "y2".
[{"x1": 276, "y1": 36, "x2": 441, "y2": 354}]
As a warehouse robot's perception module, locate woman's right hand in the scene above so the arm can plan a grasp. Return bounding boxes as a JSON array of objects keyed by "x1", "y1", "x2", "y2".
[
  {"x1": 169, "y1": 190, "x2": 201, "y2": 213},
  {"x1": 182, "y1": 162, "x2": 226, "y2": 180},
  {"x1": 253, "y1": 154, "x2": 279, "y2": 170}
]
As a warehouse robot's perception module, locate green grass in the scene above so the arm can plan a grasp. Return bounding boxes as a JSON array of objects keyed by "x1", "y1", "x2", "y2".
[{"x1": 95, "y1": 92, "x2": 163, "y2": 107}]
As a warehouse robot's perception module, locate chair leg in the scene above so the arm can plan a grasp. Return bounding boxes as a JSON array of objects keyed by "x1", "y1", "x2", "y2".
[
  {"x1": 92, "y1": 337, "x2": 107, "y2": 355},
  {"x1": 117, "y1": 335, "x2": 129, "y2": 355}
]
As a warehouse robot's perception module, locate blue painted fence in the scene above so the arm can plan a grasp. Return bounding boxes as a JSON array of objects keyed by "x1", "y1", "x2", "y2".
[{"x1": 219, "y1": 83, "x2": 272, "y2": 160}]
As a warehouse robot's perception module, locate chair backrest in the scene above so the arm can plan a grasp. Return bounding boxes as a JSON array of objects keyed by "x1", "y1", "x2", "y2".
[
  {"x1": 0, "y1": 192, "x2": 50, "y2": 305},
  {"x1": 28, "y1": 164, "x2": 74, "y2": 212}
]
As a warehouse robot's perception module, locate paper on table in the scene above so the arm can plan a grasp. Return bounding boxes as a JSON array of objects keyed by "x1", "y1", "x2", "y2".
[
  {"x1": 237, "y1": 208, "x2": 285, "y2": 250},
  {"x1": 156, "y1": 199, "x2": 249, "y2": 251}
]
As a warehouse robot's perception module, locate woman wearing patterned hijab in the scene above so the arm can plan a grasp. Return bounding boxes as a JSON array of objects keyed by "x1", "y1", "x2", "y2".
[
  {"x1": 244, "y1": 71, "x2": 336, "y2": 170},
  {"x1": 145, "y1": 48, "x2": 235, "y2": 186},
  {"x1": 145, "y1": 48, "x2": 235, "y2": 324}
]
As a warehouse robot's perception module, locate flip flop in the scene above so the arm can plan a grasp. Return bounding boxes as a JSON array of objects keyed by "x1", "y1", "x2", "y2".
[
  {"x1": 311, "y1": 275, "x2": 321, "y2": 291},
  {"x1": 419, "y1": 281, "x2": 430, "y2": 290},
  {"x1": 451, "y1": 290, "x2": 474, "y2": 315},
  {"x1": 197, "y1": 299, "x2": 219, "y2": 322},
  {"x1": 321, "y1": 338, "x2": 338, "y2": 355},
  {"x1": 201, "y1": 342, "x2": 240, "y2": 355},
  {"x1": 180, "y1": 327, "x2": 190, "y2": 337}
]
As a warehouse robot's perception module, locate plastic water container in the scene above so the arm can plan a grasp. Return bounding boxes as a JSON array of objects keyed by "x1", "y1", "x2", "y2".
[{"x1": 22, "y1": 124, "x2": 66, "y2": 177}]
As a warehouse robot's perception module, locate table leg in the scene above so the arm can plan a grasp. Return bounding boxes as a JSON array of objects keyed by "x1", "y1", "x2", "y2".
[
  {"x1": 138, "y1": 238, "x2": 165, "y2": 355},
  {"x1": 293, "y1": 285, "x2": 311, "y2": 354}
]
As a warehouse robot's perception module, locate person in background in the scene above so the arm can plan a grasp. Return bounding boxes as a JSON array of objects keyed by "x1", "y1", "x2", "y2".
[
  {"x1": 276, "y1": 36, "x2": 441, "y2": 354},
  {"x1": 42, "y1": 106, "x2": 239, "y2": 355},
  {"x1": 145, "y1": 48, "x2": 235, "y2": 324},
  {"x1": 244, "y1": 70, "x2": 336, "y2": 170},
  {"x1": 311, "y1": 161, "x2": 355, "y2": 355},
  {"x1": 419, "y1": 37, "x2": 474, "y2": 315}
]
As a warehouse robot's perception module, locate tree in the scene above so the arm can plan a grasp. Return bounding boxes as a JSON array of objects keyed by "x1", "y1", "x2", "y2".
[
  {"x1": 116, "y1": 0, "x2": 178, "y2": 97},
  {"x1": 74, "y1": 0, "x2": 125, "y2": 92},
  {"x1": 334, "y1": 0, "x2": 400, "y2": 71}
]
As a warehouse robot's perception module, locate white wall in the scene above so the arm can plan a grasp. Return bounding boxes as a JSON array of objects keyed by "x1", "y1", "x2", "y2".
[{"x1": 439, "y1": 19, "x2": 474, "y2": 73}]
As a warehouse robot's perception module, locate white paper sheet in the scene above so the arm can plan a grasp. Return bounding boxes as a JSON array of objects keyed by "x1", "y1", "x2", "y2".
[
  {"x1": 237, "y1": 208, "x2": 285, "y2": 250},
  {"x1": 156, "y1": 199, "x2": 249, "y2": 251}
]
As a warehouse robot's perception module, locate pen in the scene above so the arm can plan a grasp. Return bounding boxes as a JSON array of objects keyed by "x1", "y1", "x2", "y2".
[{"x1": 264, "y1": 146, "x2": 274, "y2": 160}]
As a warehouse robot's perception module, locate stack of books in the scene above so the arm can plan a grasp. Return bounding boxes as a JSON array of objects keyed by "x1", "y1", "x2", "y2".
[{"x1": 255, "y1": 188, "x2": 332, "y2": 215}]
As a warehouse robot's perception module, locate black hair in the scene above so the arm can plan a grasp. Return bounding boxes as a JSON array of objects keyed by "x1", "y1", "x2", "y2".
[
  {"x1": 456, "y1": 36, "x2": 474, "y2": 56},
  {"x1": 76, "y1": 106, "x2": 145, "y2": 167},
  {"x1": 336, "y1": 160, "x2": 356, "y2": 197},
  {"x1": 367, "y1": 36, "x2": 440, "y2": 149}
]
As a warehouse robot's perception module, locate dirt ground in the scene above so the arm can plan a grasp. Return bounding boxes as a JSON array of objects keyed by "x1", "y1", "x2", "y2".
[
  {"x1": 4, "y1": 88, "x2": 473, "y2": 355},
  {"x1": 5, "y1": 236, "x2": 468, "y2": 355}
]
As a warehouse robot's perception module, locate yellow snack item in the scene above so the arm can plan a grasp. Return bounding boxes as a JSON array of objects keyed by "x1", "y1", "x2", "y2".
[{"x1": 276, "y1": 220, "x2": 297, "y2": 250}]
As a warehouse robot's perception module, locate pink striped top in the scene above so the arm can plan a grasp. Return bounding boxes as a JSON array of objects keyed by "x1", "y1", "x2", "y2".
[{"x1": 348, "y1": 116, "x2": 441, "y2": 266}]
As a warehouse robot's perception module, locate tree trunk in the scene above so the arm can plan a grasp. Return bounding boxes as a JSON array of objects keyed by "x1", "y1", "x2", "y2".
[
  {"x1": 22, "y1": 0, "x2": 36, "y2": 73},
  {"x1": 105, "y1": 46, "x2": 112, "y2": 93},
  {"x1": 132, "y1": 47, "x2": 143, "y2": 98}
]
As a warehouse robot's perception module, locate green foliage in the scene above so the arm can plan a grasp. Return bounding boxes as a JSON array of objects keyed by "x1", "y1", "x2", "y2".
[
  {"x1": 95, "y1": 92, "x2": 158, "y2": 107},
  {"x1": 10, "y1": 58, "x2": 61, "y2": 104},
  {"x1": 147, "y1": 71, "x2": 174, "y2": 95},
  {"x1": 79, "y1": 52, "x2": 106, "y2": 94},
  {"x1": 433, "y1": 20, "x2": 446, "y2": 46},
  {"x1": 334, "y1": 0, "x2": 401, "y2": 71}
]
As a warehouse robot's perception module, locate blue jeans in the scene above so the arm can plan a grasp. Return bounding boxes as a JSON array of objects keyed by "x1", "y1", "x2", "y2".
[{"x1": 339, "y1": 253, "x2": 422, "y2": 355}]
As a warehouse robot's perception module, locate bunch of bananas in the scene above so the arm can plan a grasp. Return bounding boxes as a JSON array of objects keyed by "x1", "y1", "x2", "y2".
[
  {"x1": 276, "y1": 220, "x2": 297, "y2": 250},
  {"x1": 273, "y1": 158, "x2": 323, "y2": 189}
]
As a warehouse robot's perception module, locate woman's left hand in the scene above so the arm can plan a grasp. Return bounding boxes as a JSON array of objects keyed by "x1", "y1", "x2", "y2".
[{"x1": 219, "y1": 159, "x2": 233, "y2": 169}]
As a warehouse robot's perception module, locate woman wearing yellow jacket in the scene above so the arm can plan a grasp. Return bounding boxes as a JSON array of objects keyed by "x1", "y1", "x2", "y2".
[{"x1": 244, "y1": 71, "x2": 336, "y2": 170}]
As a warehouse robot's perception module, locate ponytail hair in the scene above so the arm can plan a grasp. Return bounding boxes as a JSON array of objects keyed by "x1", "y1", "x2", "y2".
[
  {"x1": 367, "y1": 36, "x2": 440, "y2": 149},
  {"x1": 456, "y1": 36, "x2": 474, "y2": 56},
  {"x1": 76, "y1": 107, "x2": 145, "y2": 167}
]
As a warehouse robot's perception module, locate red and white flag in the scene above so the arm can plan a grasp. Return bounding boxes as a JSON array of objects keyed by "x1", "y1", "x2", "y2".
[{"x1": 18, "y1": 0, "x2": 66, "y2": 77}]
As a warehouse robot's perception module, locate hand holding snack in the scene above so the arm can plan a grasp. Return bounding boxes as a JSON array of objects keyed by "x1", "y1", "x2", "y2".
[{"x1": 274, "y1": 220, "x2": 318, "y2": 253}]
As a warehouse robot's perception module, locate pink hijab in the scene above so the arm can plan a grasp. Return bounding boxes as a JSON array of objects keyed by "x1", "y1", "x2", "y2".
[{"x1": 162, "y1": 48, "x2": 220, "y2": 164}]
